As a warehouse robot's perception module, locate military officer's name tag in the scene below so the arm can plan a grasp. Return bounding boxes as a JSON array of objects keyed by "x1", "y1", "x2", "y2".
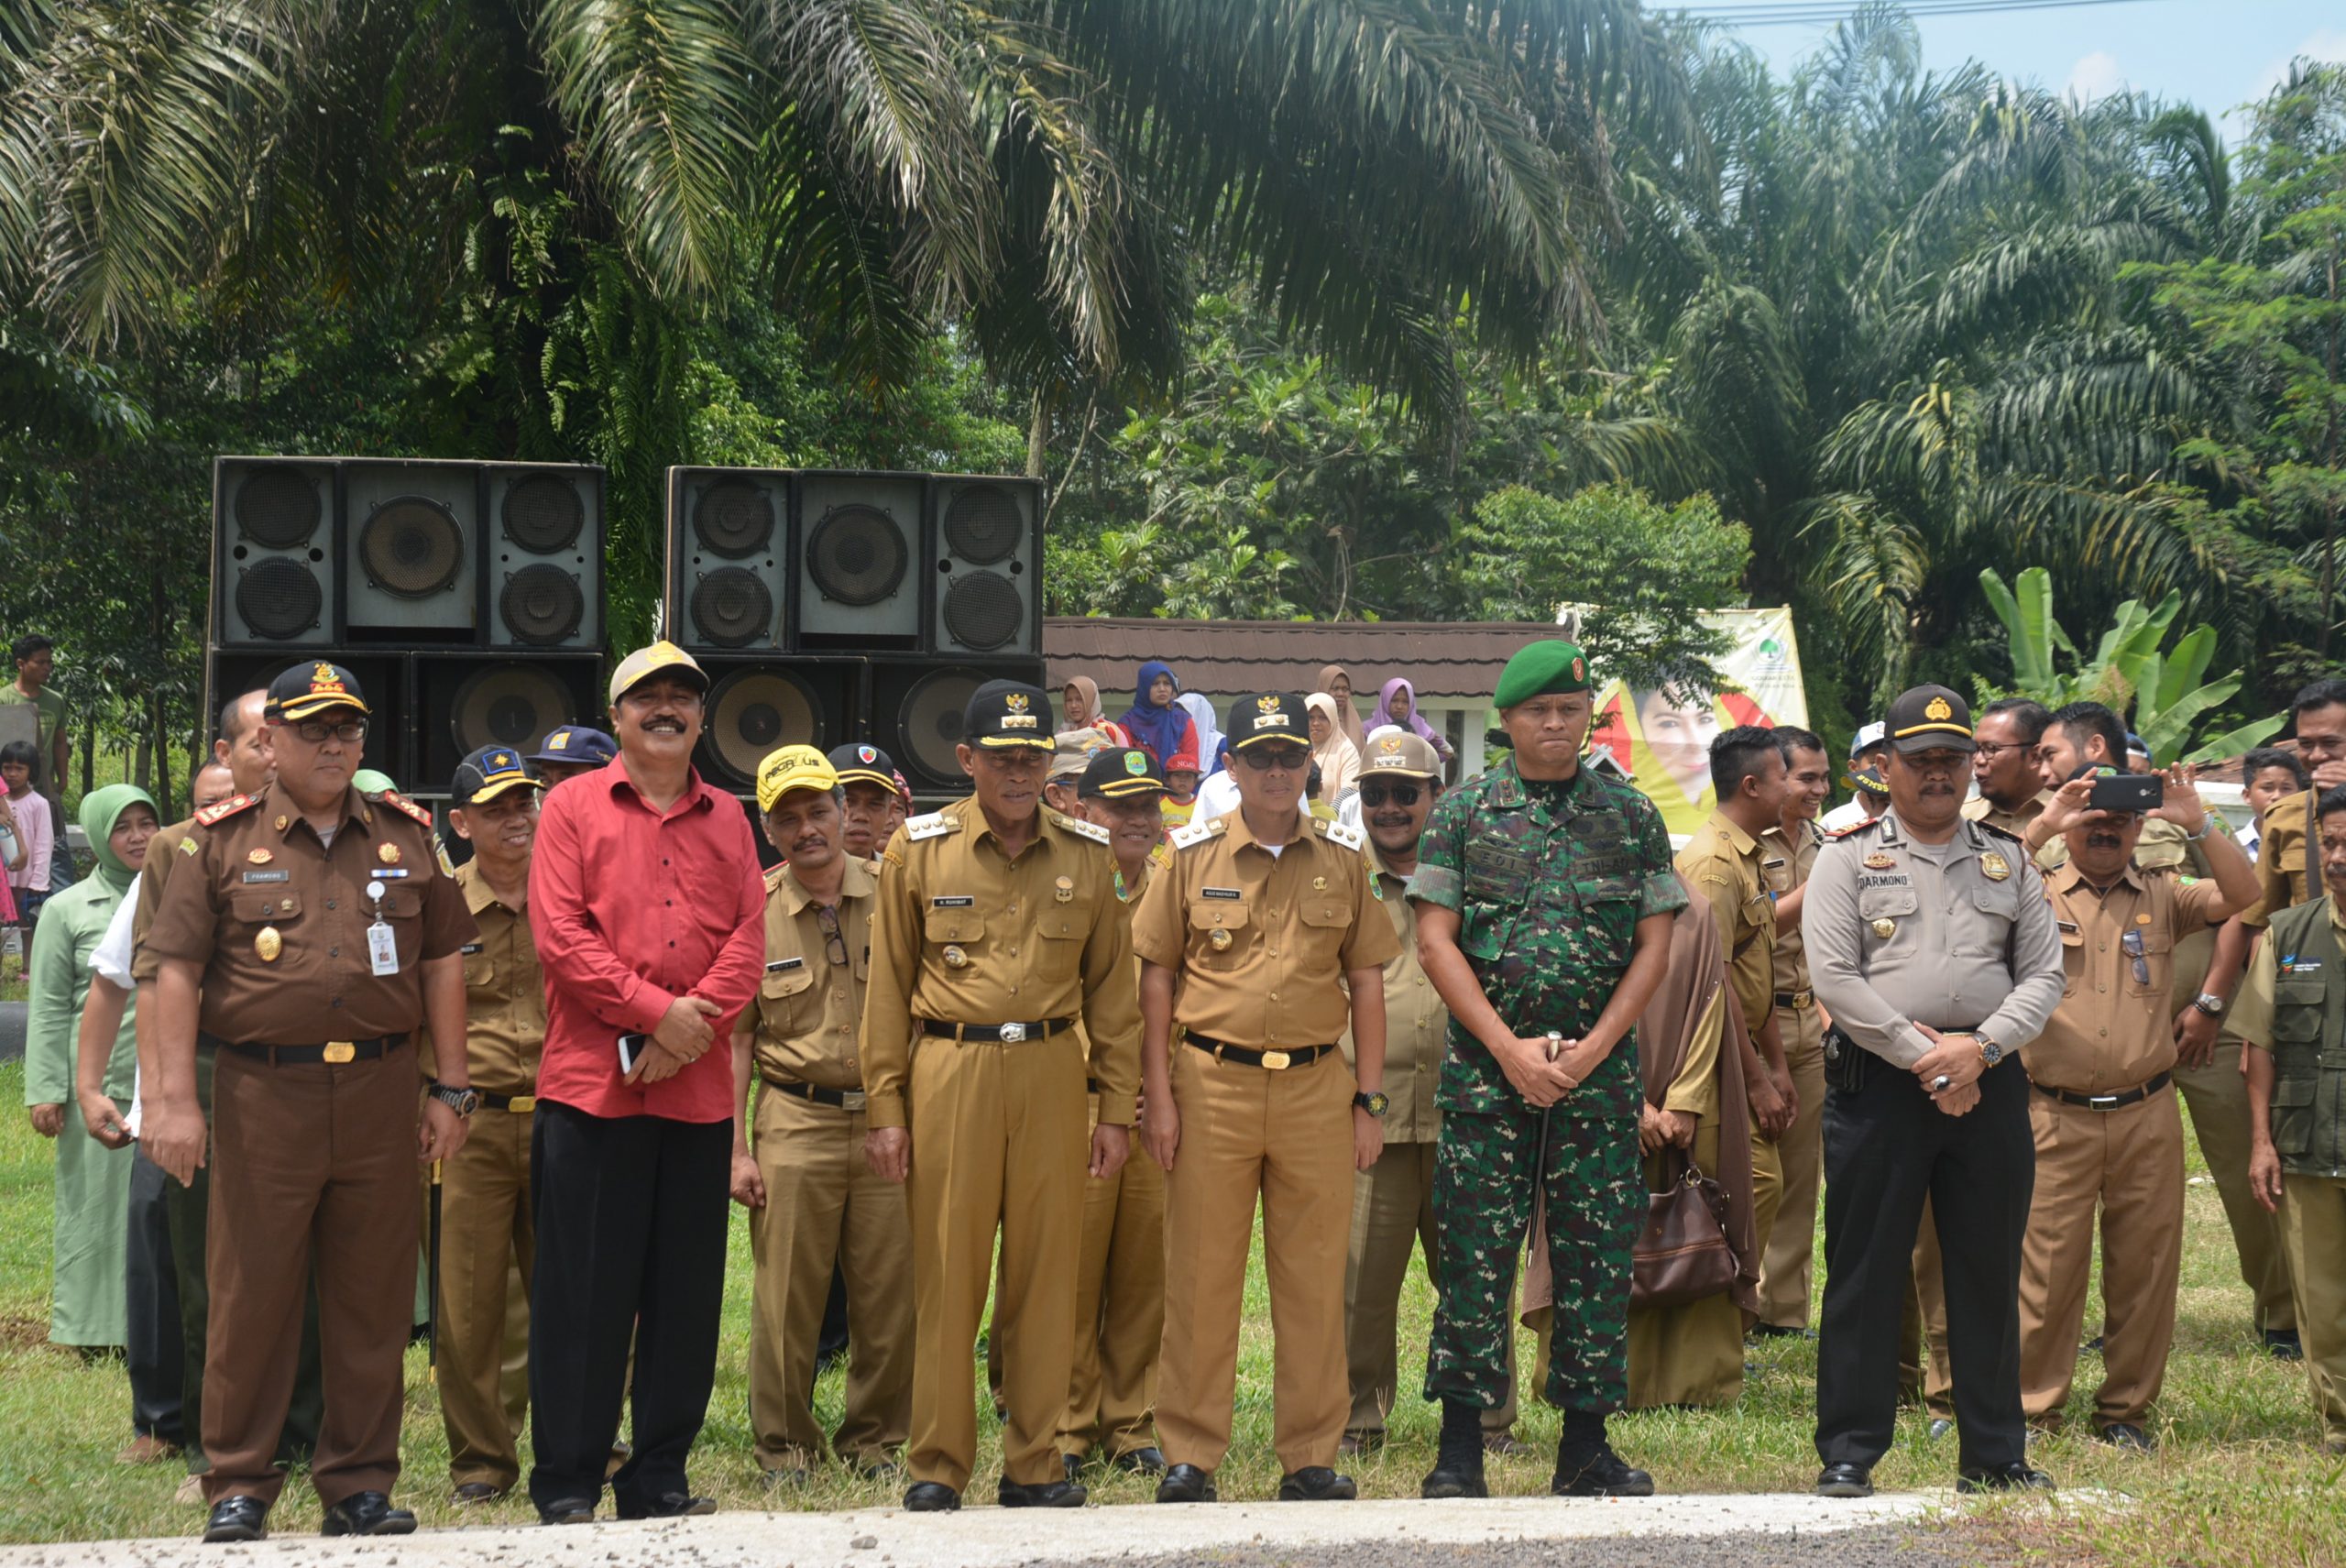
[
  {"x1": 373, "y1": 867, "x2": 411, "y2": 879},
  {"x1": 241, "y1": 870, "x2": 291, "y2": 883},
  {"x1": 1858, "y1": 873, "x2": 1910, "y2": 888},
  {"x1": 2055, "y1": 920, "x2": 2079, "y2": 935},
  {"x1": 367, "y1": 922, "x2": 400, "y2": 977},
  {"x1": 1201, "y1": 886, "x2": 1243, "y2": 900},
  {"x1": 931, "y1": 895, "x2": 975, "y2": 908},
  {"x1": 766, "y1": 957, "x2": 805, "y2": 972},
  {"x1": 460, "y1": 943, "x2": 485, "y2": 955}
]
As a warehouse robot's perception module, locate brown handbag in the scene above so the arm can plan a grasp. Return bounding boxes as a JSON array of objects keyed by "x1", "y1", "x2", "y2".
[{"x1": 1630, "y1": 1147, "x2": 1738, "y2": 1309}]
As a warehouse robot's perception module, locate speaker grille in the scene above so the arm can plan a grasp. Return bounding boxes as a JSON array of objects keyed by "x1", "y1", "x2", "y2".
[
  {"x1": 942, "y1": 484, "x2": 1023, "y2": 565},
  {"x1": 502, "y1": 475, "x2": 585, "y2": 553},
  {"x1": 707, "y1": 668, "x2": 819, "y2": 784},
  {"x1": 501, "y1": 565, "x2": 585, "y2": 645},
  {"x1": 806, "y1": 505, "x2": 908, "y2": 606},
  {"x1": 694, "y1": 478, "x2": 775, "y2": 559},
  {"x1": 235, "y1": 466, "x2": 323, "y2": 549},
  {"x1": 450, "y1": 664, "x2": 574, "y2": 757},
  {"x1": 691, "y1": 569, "x2": 773, "y2": 649},
  {"x1": 897, "y1": 668, "x2": 982, "y2": 784},
  {"x1": 235, "y1": 557, "x2": 325, "y2": 640},
  {"x1": 360, "y1": 498, "x2": 465, "y2": 597},
  {"x1": 941, "y1": 571, "x2": 1025, "y2": 652}
]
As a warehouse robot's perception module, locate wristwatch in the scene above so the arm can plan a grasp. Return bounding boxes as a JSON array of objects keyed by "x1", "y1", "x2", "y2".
[
  {"x1": 426, "y1": 1082, "x2": 480, "y2": 1118},
  {"x1": 2191, "y1": 992, "x2": 2226, "y2": 1018},
  {"x1": 1975, "y1": 1035, "x2": 2006, "y2": 1069},
  {"x1": 1354, "y1": 1091, "x2": 1391, "y2": 1117}
]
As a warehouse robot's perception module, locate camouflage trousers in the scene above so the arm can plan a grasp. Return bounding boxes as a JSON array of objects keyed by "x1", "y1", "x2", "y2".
[{"x1": 1422, "y1": 1104, "x2": 1643, "y2": 1413}]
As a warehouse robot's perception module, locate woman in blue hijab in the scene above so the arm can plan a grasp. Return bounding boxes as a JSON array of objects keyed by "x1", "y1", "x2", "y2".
[{"x1": 1116, "y1": 661, "x2": 1194, "y2": 767}]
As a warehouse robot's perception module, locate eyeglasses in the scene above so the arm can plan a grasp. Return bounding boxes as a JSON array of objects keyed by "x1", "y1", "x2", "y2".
[
  {"x1": 815, "y1": 905, "x2": 850, "y2": 968},
  {"x1": 288, "y1": 719, "x2": 366, "y2": 744},
  {"x1": 1359, "y1": 781, "x2": 1424, "y2": 806},
  {"x1": 1972, "y1": 742, "x2": 2030, "y2": 762},
  {"x1": 1239, "y1": 747, "x2": 1311, "y2": 773}
]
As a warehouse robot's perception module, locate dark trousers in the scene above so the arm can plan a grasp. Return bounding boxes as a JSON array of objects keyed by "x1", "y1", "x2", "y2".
[
  {"x1": 1816, "y1": 1054, "x2": 2034, "y2": 1472},
  {"x1": 528, "y1": 1102, "x2": 729, "y2": 1516},
  {"x1": 126, "y1": 1148, "x2": 184, "y2": 1444}
]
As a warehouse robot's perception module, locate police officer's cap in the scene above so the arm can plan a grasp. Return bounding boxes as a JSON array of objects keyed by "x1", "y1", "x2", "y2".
[
  {"x1": 1228, "y1": 693, "x2": 1310, "y2": 752},
  {"x1": 1080, "y1": 747, "x2": 1168, "y2": 800},
  {"x1": 1884, "y1": 685, "x2": 1975, "y2": 754},
  {"x1": 267, "y1": 660, "x2": 370, "y2": 724},
  {"x1": 528, "y1": 726, "x2": 617, "y2": 768},
  {"x1": 963, "y1": 681, "x2": 1055, "y2": 750},
  {"x1": 827, "y1": 741, "x2": 900, "y2": 792},
  {"x1": 453, "y1": 744, "x2": 543, "y2": 806}
]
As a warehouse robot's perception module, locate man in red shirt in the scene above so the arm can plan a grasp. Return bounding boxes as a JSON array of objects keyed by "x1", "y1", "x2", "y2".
[{"x1": 525, "y1": 642, "x2": 766, "y2": 1525}]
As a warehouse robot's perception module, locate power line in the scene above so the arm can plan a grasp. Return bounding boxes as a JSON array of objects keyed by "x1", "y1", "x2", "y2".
[{"x1": 1666, "y1": 0, "x2": 2182, "y2": 26}]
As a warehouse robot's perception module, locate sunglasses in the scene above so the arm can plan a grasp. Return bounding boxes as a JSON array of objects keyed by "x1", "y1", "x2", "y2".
[
  {"x1": 1359, "y1": 781, "x2": 1423, "y2": 806},
  {"x1": 1238, "y1": 747, "x2": 1311, "y2": 773},
  {"x1": 285, "y1": 719, "x2": 367, "y2": 744}
]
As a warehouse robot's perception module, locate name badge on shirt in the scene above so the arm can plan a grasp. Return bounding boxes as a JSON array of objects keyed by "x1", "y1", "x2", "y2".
[
  {"x1": 931, "y1": 895, "x2": 975, "y2": 908},
  {"x1": 1201, "y1": 886, "x2": 1243, "y2": 900},
  {"x1": 241, "y1": 870, "x2": 291, "y2": 883},
  {"x1": 459, "y1": 942, "x2": 484, "y2": 955},
  {"x1": 766, "y1": 957, "x2": 805, "y2": 973},
  {"x1": 367, "y1": 921, "x2": 400, "y2": 978}
]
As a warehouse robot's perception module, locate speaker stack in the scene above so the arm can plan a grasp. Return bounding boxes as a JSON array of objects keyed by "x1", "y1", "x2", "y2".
[
  {"x1": 663, "y1": 466, "x2": 1045, "y2": 796},
  {"x1": 209, "y1": 455, "x2": 608, "y2": 798}
]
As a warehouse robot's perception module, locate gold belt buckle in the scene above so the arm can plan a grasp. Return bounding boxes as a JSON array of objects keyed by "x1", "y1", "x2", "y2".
[
  {"x1": 1261, "y1": 1048, "x2": 1292, "y2": 1070},
  {"x1": 508, "y1": 1095, "x2": 536, "y2": 1113},
  {"x1": 842, "y1": 1090, "x2": 868, "y2": 1112},
  {"x1": 323, "y1": 1041, "x2": 356, "y2": 1064},
  {"x1": 1795, "y1": 989, "x2": 1814, "y2": 1010}
]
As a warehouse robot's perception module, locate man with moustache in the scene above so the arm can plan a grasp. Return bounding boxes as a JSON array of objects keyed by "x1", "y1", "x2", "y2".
[
  {"x1": 433, "y1": 746, "x2": 552, "y2": 1503},
  {"x1": 828, "y1": 743, "x2": 904, "y2": 861},
  {"x1": 730, "y1": 745, "x2": 911, "y2": 1486},
  {"x1": 525, "y1": 642, "x2": 768, "y2": 1524},
  {"x1": 1806, "y1": 685, "x2": 2063, "y2": 1500},
  {"x1": 1756, "y1": 727, "x2": 1832, "y2": 1337}
]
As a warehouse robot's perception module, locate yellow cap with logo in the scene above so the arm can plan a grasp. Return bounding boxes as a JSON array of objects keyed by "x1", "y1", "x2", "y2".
[{"x1": 757, "y1": 744, "x2": 839, "y2": 813}]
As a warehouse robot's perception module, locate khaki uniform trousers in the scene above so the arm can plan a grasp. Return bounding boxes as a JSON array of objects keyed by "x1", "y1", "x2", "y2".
[
  {"x1": 1758, "y1": 1004, "x2": 1828, "y2": 1328},
  {"x1": 1628, "y1": 1120, "x2": 1744, "y2": 1407},
  {"x1": 1343, "y1": 1140, "x2": 1517, "y2": 1438},
  {"x1": 1060, "y1": 1091, "x2": 1165, "y2": 1462},
  {"x1": 2017, "y1": 1090, "x2": 2185, "y2": 1430},
  {"x1": 904, "y1": 1033, "x2": 1086, "y2": 1491},
  {"x1": 749, "y1": 1084, "x2": 914, "y2": 1472},
  {"x1": 1749, "y1": 1112, "x2": 1783, "y2": 1310},
  {"x1": 1160, "y1": 1044, "x2": 1354, "y2": 1475},
  {"x1": 2277, "y1": 1174, "x2": 2346, "y2": 1449},
  {"x1": 2176, "y1": 1056, "x2": 2297, "y2": 1332},
  {"x1": 433, "y1": 1103, "x2": 536, "y2": 1489}
]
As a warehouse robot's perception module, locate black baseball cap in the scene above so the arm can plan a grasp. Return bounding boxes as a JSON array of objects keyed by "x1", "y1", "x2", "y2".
[
  {"x1": 266, "y1": 660, "x2": 370, "y2": 723},
  {"x1": 452, "y1": 744, "x2": 543, "y2": 806},
  {"x1": 828, "y1": 741, "x2": 899, "y2": 791},
  {"x1": 1884, "y1": 685, "x2": 1975, "y2": 753},
  {"x1": 1227, "y1": 692, "x2": 1310, "y2": 751},
  {"x1": 963, "y1": 680, "x2": 1055, "y2": 750},
  {"x1": 1080, "y1": 747, "x2": 1168, "y2": 800}
]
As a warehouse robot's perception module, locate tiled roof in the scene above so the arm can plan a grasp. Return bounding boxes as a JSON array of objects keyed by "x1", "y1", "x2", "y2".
[{"x1": 1044, "y1": 618, "x2": 1554, "y2": 700}]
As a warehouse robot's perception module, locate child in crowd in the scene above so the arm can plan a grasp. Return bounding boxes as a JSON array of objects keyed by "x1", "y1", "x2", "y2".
[
  {"x1": 2, "y1": 740, "x2": 50, "y2": 940},
  {"x1": 1159, "y1": 747, "x2": 1200, "y2": 829}
]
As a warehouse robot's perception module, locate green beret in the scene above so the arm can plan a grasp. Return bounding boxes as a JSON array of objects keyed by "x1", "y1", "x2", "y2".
[{"x1": 1494, "y1": 640, "x2": 1593, "y2": 707}]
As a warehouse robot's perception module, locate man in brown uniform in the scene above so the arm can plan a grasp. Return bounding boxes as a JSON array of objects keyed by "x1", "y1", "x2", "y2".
[
  {"x1": 1134, "y1": 693, "x2": 1398, "y2": 1505},
  {"x1": 1756, "y1": 727, "x2": 1831, "y2": 1335},
  {"x1": 142, "y1": 662, "x2": 478, "y2": 1542},
  {"x1": 861, "y1": 681, "x2": 1141, "y2": 1513},
  {"x1": 2019, "y1": 766, "x2": 2254, "y2": 1447},
  {"x1": 730, "y1": 744, "x2": 911, "y2": 1485},
  {"x1": 434, "y1": 744, "x2": 549, "y2": 1503}
]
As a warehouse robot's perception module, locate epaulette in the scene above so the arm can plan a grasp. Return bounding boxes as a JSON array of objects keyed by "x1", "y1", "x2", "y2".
[
  {"x1": 378, "y1": 789, "x2": 434, "y2": 829},
  {"x1": 764, "y1": 862, "x2": 790, "y2": 892},
  {"x1": 905, "y1": 812, "x2": 959, "y2": 842},
  {"x1": 1828, "y1": 817, "x2": 1884, "y2": 841},
  {"x1": 1147, "y1": 841, "x2": 1172, "y2": 869},
  {"x1": 1170, "y1": 817, "x2": 1227, "y2": 850},
  {"x1": 1972, "y1": 819, "x2": 2023, "y2": 846},
  {"x1": 193, "y1": 793, "x2": 260, "y2": 828},
  {"x1": 1315, "y1": 817, "x2": 1366, "y2": 851},
  {"x1": 1048, "y1": 808, "x2": 1113, "y2": 846}
]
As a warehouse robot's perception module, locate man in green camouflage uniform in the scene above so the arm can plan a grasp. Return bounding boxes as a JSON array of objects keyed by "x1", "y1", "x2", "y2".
[{"x1": 1411, "y1": 641, "x2": 1685, "y2": 1501}]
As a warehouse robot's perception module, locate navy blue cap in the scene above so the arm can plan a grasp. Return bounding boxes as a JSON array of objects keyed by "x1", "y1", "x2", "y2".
[{"x1": 527, "y1": 726, "x2": 617, "y2": 768}]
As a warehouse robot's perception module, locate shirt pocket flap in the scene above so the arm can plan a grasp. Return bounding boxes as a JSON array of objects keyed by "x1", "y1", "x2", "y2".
[
  {"x1": 762, "y1": 965, "x2": 817, "y2": 999},
  {"x1": 2057, "y1": 927, "x2": 2085, "y2": 948},
  {"x1": 1036, "y1": 909, "x2": 1085, "y2": 941},
  {"x1": 1857, "y1": 885, "x2": 1919, "y2": 918},
  {"x1": 1299, "y1": 898, "x2": 1351, "y2": 928},
  {"x1": 383, "y1": 885, "x2": 426, "y2": 920},
  {"x1": 2270, "y1": 1004, "x2": 2324, "y2": 1043},
  {"x1": 462, "y1": 951, "x2": 496, "y2": 987},
  {"x1": 924, "y1": 908, "x2": 985, "y2": 944},
  {"x1": 235, "y1": 890, "x2": 301, "y2": 923},
  {"x1": 1968, "y1": 885, "x2": 2019, "y2": 920},
  {"x1": 2271, "y1": 1069, "x2": 2316, "y2": 1106},
  {"x1": 1189, "y1": 900, "x2": 1251, "y2": 932}
]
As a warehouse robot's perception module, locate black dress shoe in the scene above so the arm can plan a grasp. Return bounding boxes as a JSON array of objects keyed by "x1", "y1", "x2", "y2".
[
  {"x1": 1277, "y1": 1466, "x2": 1356, "y2": 1501},
  {"x1": 2265, "y1": 1328, "x2": 2305, "y2": 1361},
  {"x1": 1816, "y1": 1463, "x2": 1874, "y2": 1497},
  {"x1": 202, "y1": 1497, "x2": 269, "y2": 1543},
  {"x1": 1156, "y1": 1463, "x2": 1216, "y2": 1503},
  {"x1": 999, "y1": 1476, "x2": 1087, "y2": 1508},
  {"x1": 1957, "y1": 1462, "x2": 2055, "y2": 1494},
  {"x1": 452, "y1": 1481, "x2": 507, "y2": 1506},
  {"x1": 1113, "y1": 1445, "x2": 1168, "y2": 1475},
  {"x1": 904, "y1": 1481, "x2": 960, "y2": 1512},
  {"x1": 618, "y1": 1491, "x2": 717, "y2": 1519},
  {"x1": 321, "y1": 1492, "x2": 417, "y2": 1536},
  {"x1": 539, "y1": 1497, "x2": 596, "y2": 1526},
  {"x1": 2096, "y1": 1422, "x2": 2154, "y2": 1452},
  {"x1": 1553, "y1": 1447, "x2": 1653, "y2": 1498}
]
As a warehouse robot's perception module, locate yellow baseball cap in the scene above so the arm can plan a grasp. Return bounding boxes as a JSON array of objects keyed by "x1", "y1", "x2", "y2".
[
  {"x1": 756, "y1": 744, "x2": 839, "y2": 813},
  {"x1": 608, "y1": 641, "x2": 708, "y2": 706}
]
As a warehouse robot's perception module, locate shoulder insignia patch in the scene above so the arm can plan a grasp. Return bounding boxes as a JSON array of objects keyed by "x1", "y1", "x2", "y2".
[
  {"x1": 1170, "y1": 817, "x2": 1227, "y2": 850},
  {"x1": 1973, "y1": 820, "x2": 2023, "y2": 846},
  {"x1": 1048, "y1": 809, "x2": 1113, "y2": 846},
  {"x1": 1828, "y1": 817, "x2": 1883, "y2": 841},
  {"x1": 379, "y1": 790, "x2": 434, "y2": 828},
  {"x1": 1319, "y1": 818, "x2": 1366, "y2": 851},
  {"x1": 1148, "y1": 841, "x2": 1172, "y2": 869},
  {"x1": 905, "y1": 812, "x2": 959, "y2": 842},
  {"x1": 193, "y1": 793, "x2": 260, "y2": 828},
  {"x1": 435, "y1": 842, "x2": 458, "y2": 878},
  {"x1": 764, "y1": 863, "x2": 790, "y2": 892}
]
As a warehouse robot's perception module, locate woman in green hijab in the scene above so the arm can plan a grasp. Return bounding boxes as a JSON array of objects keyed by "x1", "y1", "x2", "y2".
[{"x1": 24, "y1": 784, "x2": 159, "y2": 1350}]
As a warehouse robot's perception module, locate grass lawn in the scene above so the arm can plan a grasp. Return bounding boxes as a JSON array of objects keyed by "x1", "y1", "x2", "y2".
[{"x1": 0, "y1": 1058, "x2": 2339, "y2": 1561}]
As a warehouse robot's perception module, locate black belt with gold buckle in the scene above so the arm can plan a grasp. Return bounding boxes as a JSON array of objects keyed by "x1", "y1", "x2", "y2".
[
  {"x1": 206, "y1": 1032, "x2": 407, "y2": 1066},
  {"x1": 2035, "y1": 1071, "x2": 2172, "y2": 1111},
  {"x1": 1186, "y1": 1036, "x2": 1336, "y2": 1071},
  {"x1": 920, "y1": 1017, "x2": 1075, "y2": 1045},
  {"x1": 773, "y1": 1080, "x2": 870, "y2": 1112},
  {"x1": 1774, "y1": 989, "x2": 1814, "y2": 1010},
  {"x1": 476, "y1": 1089, "x2": 539, "y2": 1113}
]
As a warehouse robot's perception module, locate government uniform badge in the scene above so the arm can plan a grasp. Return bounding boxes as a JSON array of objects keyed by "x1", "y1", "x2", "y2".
[{"x1": 1980, "y1": 851, "x2": 2011, "y2": 882}]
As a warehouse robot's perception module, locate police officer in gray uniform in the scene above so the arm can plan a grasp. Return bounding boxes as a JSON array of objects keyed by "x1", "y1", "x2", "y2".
[{"x1": 1805, "y1": 685, "x2": 2064, "y2": 1499}]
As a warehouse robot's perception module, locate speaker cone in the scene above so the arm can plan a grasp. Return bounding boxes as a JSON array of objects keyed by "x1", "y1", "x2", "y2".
[
  {"x1": 694, "y1": 478, "x2": 775, "y2": 559},
  {"x1": 806, "y1": 505, "x2": 908, "y2": 606},
  {"x1": 501, "y1": 565, "x2": 585, "y2": 645},
  {"x1": 942, "y1": 483, "x2": 1023, "y2": 565},
  {"x1": 235, "y1": 465, "x2": 323, "y2": 549},
  {"x1": 360, "y1": 497, "x2": 465, "y2": 597},
  {"x1": 707, "y1": 667, "x2": 820, "y2": 784},
  {"x1": 691, "y1": 568, "x2": 773, "y2": 649},
  {"x1": 235, "y1": 557, "x2": 324, "y2": 640},
  {"x1": 897, "y1": 668, "x2": 983, "y2": 784},
  {"x1": 502, "y1": 474, "x2": 585, "y2": 553},
  {"x1": 941, "y1": 571, "x2": 1024, "y2": 652},
  {"x1": 449, "y1": 664, "x2": 574, "y2": 758}
]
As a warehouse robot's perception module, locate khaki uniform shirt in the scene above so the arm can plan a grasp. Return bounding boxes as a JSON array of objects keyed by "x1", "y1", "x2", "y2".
[
  {"x1": 1963, "y1": 789, "x2": 2050, "y2": 840},
  {"x1": 1339, "y1": 845, "x2": 1442, "y2": 1142},
  {"x1": 145, "y1": 784, "x2": 476, "y2": 1043},
  {"x1": 2244, "y1": 788, "x2": 2318, "y2": 929},
  {"x1": 2032, "y1": 861, "x2": 2222, "y2": 1093},
  {"x1": 1675, "y1": 813, "x2": 1775, "y2": 1036},
  {"x1": 751, "y1": 857, "x2": 877, "y2": 1092},
  {"x1": 1763, "y1": 819, "x2": 1823, "y2": 1005},
  {"x1": 128, "y1": 818, "x2": 197, "y2": 985},
  {"x1": 447, "y1": 860, "x2": 546, "y2": 1096},
  {"x1": 861, "y1": 801, "x2": 1141, "y2": 1129},
  {"x1": 1131, "y1": 810, "x2": 1400, "y2": 1052}
]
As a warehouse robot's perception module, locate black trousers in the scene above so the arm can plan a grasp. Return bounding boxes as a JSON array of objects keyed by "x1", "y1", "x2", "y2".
[
  {"x1": 1815, "y1": 1053, "x2": 2034, "y2": 1472},
  {"x1": 528, "y1": 1102, "x2": 730, "y2": 1516},
  {"x1": 126, "y1": 1147, "x2": 184, "y2": 1444}
]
